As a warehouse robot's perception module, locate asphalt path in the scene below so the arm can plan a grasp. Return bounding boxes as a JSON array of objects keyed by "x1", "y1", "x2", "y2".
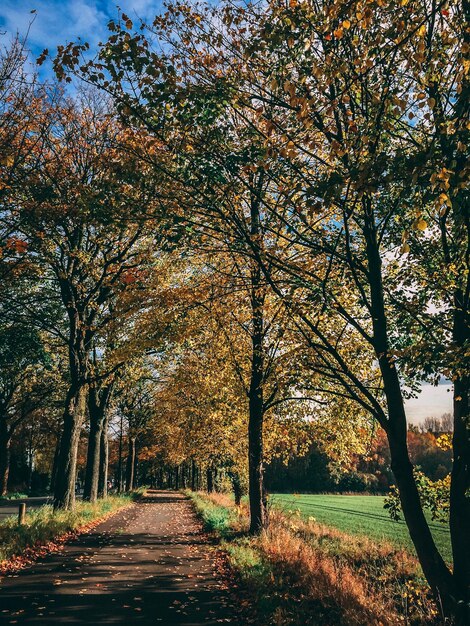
[{"x1": 0, "y1": 490, "x2": 245, "y2": 625}]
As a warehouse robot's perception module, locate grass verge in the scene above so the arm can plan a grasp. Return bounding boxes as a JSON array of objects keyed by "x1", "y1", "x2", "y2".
[
  {"x1": 0, "y1": 489, "x2": 144, "y2": 570},
  {"x1": 0, "y1": 492, "x2": 29, "y2": 501},
  {"x1": 186, "y1": 490, "x2": 440, "y2": 626}
]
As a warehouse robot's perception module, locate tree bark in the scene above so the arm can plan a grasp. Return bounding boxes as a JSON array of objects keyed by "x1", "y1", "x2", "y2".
[
  {"x1": 206, "y1": 468, "x2": 213, "y2": 493},
  {"x1": 117, "y1": 412, "x2": 124, "y2": 493},
  {"x1": 231, "y1": 472, "x2": 242, "y2": 506},
  {"x1": 191, "y1": 460, "x2": 196, "y2": 491},
  {"x1": 248, "y1": 189, "x2": 267, "y2": 535},
  {"x1": 54, "y1": 382, "x2": 87, "y2": 510},
  {"x1": 449, "y1": 287, "x2": 470, "y2": 619},
  {"x1": 363, "y1": 198, "x2": 455, "y2": 613},
  {"x1": 125, "y1": 436, "x2": 136, "y2": 492},
  {"x1": 54, "y1": 298, "x2": 90, "y2": 510},
  {"x1": 98, "y1": 413, "x2": 109, "y2": 498},
  {"x1": 84, "y1": 382, "x2": 113, "y2": 503},
  {"x1": 49, "y1": 421, "x2": 62, "y2": 494},
  {"x1": 0, "y1": 420, "x2": 11, "y2": 496},
  {"x1": 83, "y1": 386, "x2": 101, "y2": 503}
]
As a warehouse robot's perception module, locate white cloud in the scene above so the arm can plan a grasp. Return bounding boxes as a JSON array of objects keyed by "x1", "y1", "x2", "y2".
[
  {"x1": 0, "y1": 0, "x2": 163, "y2": 81},
  {"x1": 405, "y1": 382, "x2": 453, "y2": 424},
  {"x1": 0, "y1": 0, "x2": 162, "y2": 55}
]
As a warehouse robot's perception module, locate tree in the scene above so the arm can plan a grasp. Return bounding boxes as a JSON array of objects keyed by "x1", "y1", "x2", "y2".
[
  {"x1": 0, "y1": 322, "x2": 52, "y2": 494},
  {"x1": 15, "y1": 96, "x2": 171, "y2": 509},
  {"x1": 53, "y1": 0, "x2": 468, "y2": 615},
  {"x1": 1, "y1": 36, "x2": 54, "y2": 283},
  {"x1": 83, "y1": 356, "x2": 116, "y2": 502}
]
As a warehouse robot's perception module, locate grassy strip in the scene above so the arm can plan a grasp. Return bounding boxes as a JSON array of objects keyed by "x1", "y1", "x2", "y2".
[
  {"x1": 187, "y1": 491, "x2": 439, "y2": 626},
  {"x1": 0, "y1": 489, "x2": 145, "y2": 567},
  {"x1": 0, "y1": 492, "x2": 29, "y2": 501}
]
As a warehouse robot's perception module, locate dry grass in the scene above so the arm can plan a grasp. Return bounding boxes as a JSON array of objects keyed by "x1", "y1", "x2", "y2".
[
  {"x1": 188, "y1": 491, "x2": 440, "y2": 626},
  {"x1": 263, "y1": 511, "x2": 396, "y2": 625}
]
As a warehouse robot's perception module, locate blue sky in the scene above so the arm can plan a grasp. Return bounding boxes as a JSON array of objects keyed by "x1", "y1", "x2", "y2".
[{"x1": 0, "y1": 0, "x2": 162, "y2": 72}]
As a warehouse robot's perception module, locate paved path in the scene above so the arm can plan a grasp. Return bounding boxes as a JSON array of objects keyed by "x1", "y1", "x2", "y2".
[{"x1": 0, "y1": 491, "x2": 243, "y2": 625}]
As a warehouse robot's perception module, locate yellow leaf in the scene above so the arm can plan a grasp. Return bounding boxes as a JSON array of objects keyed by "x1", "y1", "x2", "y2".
[
  {"x1": 0, "y1": 155, "x2": 14, "y2": 167},
  {"x1": 342, "y1": 20, "x2": 351, "y2": 29}
]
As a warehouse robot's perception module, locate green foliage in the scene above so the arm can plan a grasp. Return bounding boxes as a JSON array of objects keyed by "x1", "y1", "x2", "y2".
[
  {"x1": 384, "y1": 470, "x2": 450, "y2": 525},
  {"x1": 0, "y1": 492, "x2": 28, "y2": 501},
  {"x1": 185, "y1": 491, "x2": 238, "y2": 538}
]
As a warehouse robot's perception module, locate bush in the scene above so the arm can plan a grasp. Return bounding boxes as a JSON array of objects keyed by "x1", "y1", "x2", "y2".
[{"x1": 336, "y1": 472, "x2": 380, "y2": 493}]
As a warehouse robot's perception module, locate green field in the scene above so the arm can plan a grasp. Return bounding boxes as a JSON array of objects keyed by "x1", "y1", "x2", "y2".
[{"x1": 271, "y1": 493, "x2": 452, "y2": 563}]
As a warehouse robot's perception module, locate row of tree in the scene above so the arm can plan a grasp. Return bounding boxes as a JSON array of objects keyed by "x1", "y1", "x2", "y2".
[{"x1": 0, "y1": 0, "x2": 468, "y2": 620}]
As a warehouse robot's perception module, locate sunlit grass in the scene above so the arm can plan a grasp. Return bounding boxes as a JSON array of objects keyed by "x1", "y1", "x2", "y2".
[
  {"x1": 187, "y1": 491, "x2": 439, "y2": 625},
  {"x1": 270, "y1": 493, "x2": 451, "y2": 563}
]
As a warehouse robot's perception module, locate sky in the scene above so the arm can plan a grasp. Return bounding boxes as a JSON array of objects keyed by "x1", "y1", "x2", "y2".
[
  {"x1": 0, "y1": 0, "x2": 162, "y2": 75},
  {"x1": 404, "y1": 382, "x2": 452, "y2": 424},
  {"x1": 0, "y1": 2, "x2": 455, "y2": 426}
]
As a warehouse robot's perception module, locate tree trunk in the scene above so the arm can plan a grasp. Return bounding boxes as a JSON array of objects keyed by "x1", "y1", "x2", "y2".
[
  {"x1": 49, "y1": 421, "x2": 62, "y2": 494},
  {"x1": 54, "y1": 298, "x2": 90, "y2": 511},
  {"x1": 133, "y1": 444, "x2": 139, "y2": 488},
  {"x1": 27, "y1": 427, "x2": 34, "y2": 494},
  {"x1": 449, "y1": 287, "x2": 470, "y2": 620},
  {"x1": 248, "y1": 183, "x2": 267, "y2": 535},
  {"x1": 191, "y1": 460, "x2": 196, "y2": 491},
  {"x1": 98, "y1": 414, "x2": 109, "y2": 498},
  {"x1": 232, "y1": 472, "x2": 242, "y2": 506},
  {"x1": 388, "y1": 430, "x2": 455, "y2": 606},
  {"x1": 363, "y1": 198, "x2": 455, "y2": 614},
  {"x1": 125, "y1": 436, "x2": 136, "y2": 492},
  {"x1": 84, "y1": 382, "x2": 113, "y2": 502},
  {"x1": 83, "y1": 387, "x2": 101, "y2": 503},
  {"x1": 117, "y1": 412, "x2": 124, "y2": 493},
  {"x1": 0, "y1": 421, "x2": 11, "y2": 497},
  {"x1": 206, "y1": 468, "x2": 213, "y2": 493},
  {"x1": 248, "y1": 378, "x2": 265, "y2": 534},
  {"x1": 54, "y1": 382, "x2": 87, "y2": 510},
  {"x1": 175, "y1": 465, "x2": 179, "y2": 490}
]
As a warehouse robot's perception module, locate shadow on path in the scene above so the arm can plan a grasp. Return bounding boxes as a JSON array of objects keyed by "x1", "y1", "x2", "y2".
[{"x1": 0, "y1": 490, "x2": 241, "y2": 625}]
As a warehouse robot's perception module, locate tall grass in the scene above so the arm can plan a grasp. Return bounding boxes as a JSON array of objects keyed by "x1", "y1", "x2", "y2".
[
  {"x1": 187, "y1": 491, "x2": 439, "y2": 626},
  {"x1": 0, "y1": 491, "x2": 142, "y2": 566}
]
